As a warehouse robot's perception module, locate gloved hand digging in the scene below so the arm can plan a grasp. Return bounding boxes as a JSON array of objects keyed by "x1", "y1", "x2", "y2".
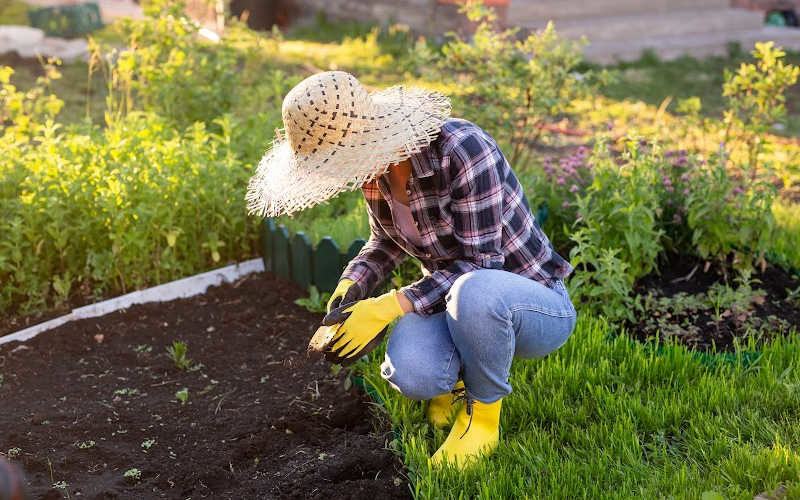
[
  {"x1": 321, "y1": 289, "x2": 406, "y2": 361},
  {"x1": 326, "y1": 279, "x2": 360, "y2": 313}
]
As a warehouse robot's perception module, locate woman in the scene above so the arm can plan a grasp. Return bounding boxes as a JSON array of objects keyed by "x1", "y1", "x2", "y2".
[{"x1": 247, "y1": 71, "x2": 576, "y2": 469}]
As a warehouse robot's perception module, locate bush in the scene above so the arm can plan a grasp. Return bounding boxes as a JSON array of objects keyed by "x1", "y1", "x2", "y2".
[
  {"x1": 425, "y1": 3, "x2": 597, "y2": 164},
  {"x1": 566, "y1": 139, "x2": 664, "y2": 321},
  {"x1": 95, "y1": 2, "x2": 241, "y2": 129},
  {"x1": 687, "y1": 144, "x2": 776, "y2": 272},
  {"x1": 0, "y1": 68, "x2": 257, "y2": 314}
]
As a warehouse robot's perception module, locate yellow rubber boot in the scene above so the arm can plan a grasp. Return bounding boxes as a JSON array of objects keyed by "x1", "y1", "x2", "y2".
[
  {"x1": 426, "y1": 381, "x2": 464, "y2": 429},
  {"x1": 430, "y1": 394, "x2": 502, "y2": 469}
]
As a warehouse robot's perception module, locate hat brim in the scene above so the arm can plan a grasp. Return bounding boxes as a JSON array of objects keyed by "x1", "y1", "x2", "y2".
[{"x1": 246, "y1": 85, "x2": 451, "y2": 218}]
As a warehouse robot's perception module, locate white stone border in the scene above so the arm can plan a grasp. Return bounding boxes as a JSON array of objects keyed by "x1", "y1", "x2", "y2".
[{"x1": 0, "y1": 258, "x2": 265, "y2": 346}]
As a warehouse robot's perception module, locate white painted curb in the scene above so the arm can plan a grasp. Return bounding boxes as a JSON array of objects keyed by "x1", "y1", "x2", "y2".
[{"x1": 0, "y1": 258, "x2": 265, "y2": 346}]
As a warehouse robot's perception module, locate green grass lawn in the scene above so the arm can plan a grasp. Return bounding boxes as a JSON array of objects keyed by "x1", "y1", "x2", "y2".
[{"x1": 360, "y1": 317, "x2": 800, "y2": 499}]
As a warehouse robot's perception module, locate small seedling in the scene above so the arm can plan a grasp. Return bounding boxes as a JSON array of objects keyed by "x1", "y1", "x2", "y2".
[
  {"x1": 76, "y1": 440, "x2": 95, "y2": 449},
  {"x1": 175, "y1": 388, "x2": 189, "y2": 405},
  {"x1": 133, "y1": 344, "x2": 152, "y2": 353},
  {"x1": 113, "y1": 388, "x2": 139, "y2": 397},
  {"x1": 0, "y1": 373, "x2": 4, "y2": 388},
  {"x1": 123, "y1": 468, "x2": 141, "y2": 482},
  {"x1": 141, "y1": 438, "x2": 156, "y2": 451},
  {"x1": 786, "y1": 285, "x2": 800, "y2": 305},
  {"x1": 166, "y1": 341, "x2": 192, "y2": 371},
  {"x1": 6, "y1": 447, "x2": 21, "y2": 458},
  {"x1": 294, "y1": 286, "x2": 331, "y2": 313}
]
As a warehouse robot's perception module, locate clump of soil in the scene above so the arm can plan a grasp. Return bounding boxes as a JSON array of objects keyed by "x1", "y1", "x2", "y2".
[
  {"x1": 628, "y1": 253, "x2": 800, "y2": 351},
  {"x1": 0, "y1": 273, "x2": 410, "y2": 499}
]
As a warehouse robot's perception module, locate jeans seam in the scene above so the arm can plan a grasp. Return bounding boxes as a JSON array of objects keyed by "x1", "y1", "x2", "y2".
[
  {"x1": 509, "y1": 304, "x2": 575, "y2": 318},
  {"x1": 443, "y1": 343, "x2": 457, "y2": 384}
]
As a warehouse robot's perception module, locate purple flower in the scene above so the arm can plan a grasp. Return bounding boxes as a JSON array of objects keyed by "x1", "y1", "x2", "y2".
[
  {"x1": 680, "y1": 173, "x2": 690, "y2": 182},
  {"x1": 663, "y1": 177, "x2": 672, "y2": 186},
  {"x1": 606, "y1": 121, "x2": 614, "y2": 131},
  {"x1": 562, "y1": 201, "x2": 570, "y2": 209},
  {"x1": 673, "y1": 213, "x2": 682, "y2": 224},
  {"x1": 570, "y1": 184, "x2": 579, "y2": 193},
  {"x1": 678, "y1": 205, "x2": 687, "y2": 214},
  {"x1": 732, "y1": 186, "x2": 745, "y2": 195},
  {"x1": 683, "y1": 188, "x2": 690, "y2": 196},
  {"x1": 667, "y1": 185, "x2": 675, "y2": 193},
  {"x1": 557, "y1": 177, "x2": 566, "y2": 185},
  {"x1": 665, "y1": 149, "x2": 676, "y2": 157}
]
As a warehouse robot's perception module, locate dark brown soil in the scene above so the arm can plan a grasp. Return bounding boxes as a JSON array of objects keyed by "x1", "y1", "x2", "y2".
[
  {"x1": 628, "y1": 253, "x2": 800, "y2": 351},
  {"x1": 0, "y1": 273, "x2": 410, "y2": 499}
]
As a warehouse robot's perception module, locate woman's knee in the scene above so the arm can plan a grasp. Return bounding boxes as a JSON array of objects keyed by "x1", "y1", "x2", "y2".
[
  {"x1": 446, "y1": 270, "x2": 505, "y2": 323},
  {"x1": 380, "y1": 314, "x2": 459, "y2": 401}
]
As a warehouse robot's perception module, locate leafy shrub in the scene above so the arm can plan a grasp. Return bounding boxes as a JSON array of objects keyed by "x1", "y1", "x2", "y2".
[
  {"x1": 566, "y1": 139, "x2": 664, "y2": 321},
  {"x1": 722, "y1": 42, "x2": 799, "y2": 172},
  {"x1": 687, "y1": 145, "x2": 776, "y2": 272},
  {"x1": 0, "y1": 67, "x2": 258, "y2": 314},
  {"x1": 426, "y1": 3, "x2": 596, "y2": 164},
  {"x1": 96, "y1": 2, "x2": 241, "y2": 128}
]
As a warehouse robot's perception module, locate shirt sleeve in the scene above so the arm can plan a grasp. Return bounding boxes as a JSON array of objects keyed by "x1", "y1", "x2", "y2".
[
  {"x1": 401, "y1": 132, "x2": 506, "y2": 315},
  {"x1": 341, "y1": 201, "x2": 406, "y2": 298}
]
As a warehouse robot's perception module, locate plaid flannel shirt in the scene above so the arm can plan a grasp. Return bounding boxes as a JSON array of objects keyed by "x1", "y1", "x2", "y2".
[{"x1": 341, "y1": 118, "x2": 573, "y2": 316}]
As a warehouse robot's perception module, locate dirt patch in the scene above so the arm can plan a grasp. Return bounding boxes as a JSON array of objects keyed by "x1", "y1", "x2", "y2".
[
  {"x1": 0, "y1": 273, "x2": 410, "y2": 499},
  {"x1": 627, "y1": 253, "x2": 800, "y2": 351}
]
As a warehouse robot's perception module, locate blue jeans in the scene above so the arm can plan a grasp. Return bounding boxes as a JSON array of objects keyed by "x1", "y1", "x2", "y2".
[{"x1": 380, "y1": 269, "x2": 577, "y2": 403}]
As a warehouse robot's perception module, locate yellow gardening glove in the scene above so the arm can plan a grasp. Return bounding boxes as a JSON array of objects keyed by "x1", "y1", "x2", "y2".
[
  {"x1": 326, "y1": 279, "x2": 359, "y2": 313},
  {"x1": 323, "y1": 289, "x2": 405, "y2": 360}
]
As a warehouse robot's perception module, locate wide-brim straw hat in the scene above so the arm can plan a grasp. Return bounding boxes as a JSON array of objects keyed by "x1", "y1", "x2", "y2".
[{"x1": 246, "y1": 71, "x2": 451, "y2": 217}]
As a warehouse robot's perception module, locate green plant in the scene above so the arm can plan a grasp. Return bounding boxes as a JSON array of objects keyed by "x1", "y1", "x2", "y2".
[
  {"x1": 95, "y1": 5, "x2": 241, "y2": 129},
  {"x1": 687, "y1": 145, "x2": 777, "y2": 274},
  {"x1": 294, "y1": 286, "x2": 331, "y2": 313},
  {"x1": 430, "y1": 3, "x2": 597, "y2": 164},
  {"x1": 113, "y1": 387, "x2": 139, "y2": 397},
  {"x1": 166, "y1": 341, "x2": 192, "y2": 370},
  {"x1": 722, "y1": 42, "x2": 799, "y2": 173},
  {"x1": 567, "y1": 236, "x2": 637, "y2": 322},
  {"x1": 123, "y1": 468, "x2": 141, "y2": 482},
  {"x1": 175, "y1": 387, "x2": 189, "y2": 405},
  {"x1": 566, "y1": 138, "x2": 664, "y2": 321}
]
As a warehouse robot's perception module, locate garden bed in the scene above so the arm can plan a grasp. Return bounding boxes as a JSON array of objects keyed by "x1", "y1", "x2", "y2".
[
  {"x1": 627, "y1": 253, "x2": 800, "y2": 351},
  {"x1": 0, "y1": 273, "x2": 409, "y2": 499}
]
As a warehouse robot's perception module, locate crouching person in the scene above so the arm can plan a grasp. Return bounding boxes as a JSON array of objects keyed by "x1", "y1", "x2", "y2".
[{"x1": 247, "y1": 71, "x2": 577, "y2": 469}]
